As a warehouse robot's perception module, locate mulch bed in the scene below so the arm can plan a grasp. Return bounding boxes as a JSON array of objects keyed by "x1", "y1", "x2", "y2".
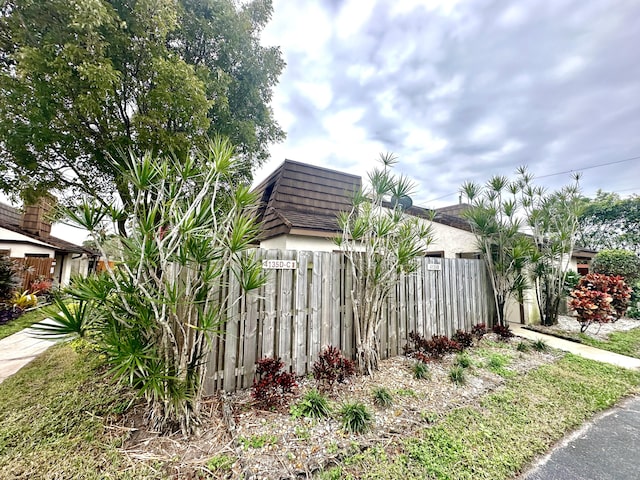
[{"x1": 115, "y1": 335, "x2": 561, "y2": 479}]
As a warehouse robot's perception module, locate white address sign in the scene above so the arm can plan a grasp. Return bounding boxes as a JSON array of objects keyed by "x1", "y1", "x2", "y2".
[
  {"x1": 262, "y1": 259, "x2": 298, "y2": 270},
  {"x1": 427, "y1": 263, "x2": 442, "y2": 271}
]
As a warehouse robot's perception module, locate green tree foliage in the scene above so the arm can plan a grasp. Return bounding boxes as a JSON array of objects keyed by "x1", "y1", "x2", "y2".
[
  {"x1": 33, "y1": 138, "x2": 265, "y2": 434},
  {"x1": 336, "y1": 154, "x2": 434, "y2": 375},
  {"x1": 591, "y1": 249, "x2": 640, "y2": 284},
  {"x1": 0, "y1": 0, "x2": 284, "y2": 216},
  {"x1": 577, "y1": 192, "x2": 640, "y2": 254}
]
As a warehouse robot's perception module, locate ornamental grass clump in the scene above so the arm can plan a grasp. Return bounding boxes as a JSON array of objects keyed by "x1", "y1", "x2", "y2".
[
  {"x1": 372, "y1": 387, "x2": 393, "y2": 408},
  {"x1": 290, "y1": 389, "x2": 331, "y2": 419},
  {"x1": 412, "y1": 361, "x2": 431, "y2": 380},
  {"x1": 340, "y1": 401, "x2": 373, "y2": 434}
]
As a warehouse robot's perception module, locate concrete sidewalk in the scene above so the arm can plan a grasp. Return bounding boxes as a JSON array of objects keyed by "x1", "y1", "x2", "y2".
[
  {"x1": 0, "y1": 320, "x2": 62, "y2": 384},
  {"x1": 510, "y1": 323, "x2": 640, "y2": 370}
]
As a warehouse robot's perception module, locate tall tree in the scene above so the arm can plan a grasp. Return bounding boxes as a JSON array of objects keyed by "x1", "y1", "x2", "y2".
[
  {"x1": 461, "y1": 176, "x2": 532, "y2": 326},
  {"x1": 462, "y1": 169, "x2": 583, "y2": 327},
  {"x1": 519, "y1": 169, "x2": 582, "y2": 326},
  {"x1": 336, "y1": 154, "x2": 434, "y2": 375},
  {"x1": 577, "y1": 192, "x2": 640, "y2": 254},
  {"x1": 0, "y1": 0, "x2": 284, "y2": 221}
]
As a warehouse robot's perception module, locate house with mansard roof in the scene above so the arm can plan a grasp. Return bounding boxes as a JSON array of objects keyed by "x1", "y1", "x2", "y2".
[{"x1": 252, "y1": 160, "x2": 481, "y2": 259}]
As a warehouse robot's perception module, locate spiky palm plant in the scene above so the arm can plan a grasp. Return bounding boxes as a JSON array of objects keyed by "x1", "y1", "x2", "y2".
[
  {"x1": 39, "y1": 137, "x2": 265, "y2": 434},
  {"x1": 336, "y1": 153, "x2": 434, "y2": 375}
]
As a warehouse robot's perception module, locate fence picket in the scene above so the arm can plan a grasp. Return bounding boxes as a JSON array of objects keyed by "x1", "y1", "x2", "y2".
[{"x1": 204, "y1": 249, "x2": 491, "y2": 393}]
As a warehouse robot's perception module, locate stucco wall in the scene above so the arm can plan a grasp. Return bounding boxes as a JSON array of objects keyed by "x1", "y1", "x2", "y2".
[
  {"x1": 0, "y1": 227, "x2": 55, "y2": 258},
  {"x1": 428, "y1": 222, "x2": 479, "y2": 258},
  {"x1": 259, "y1": 220, "x2": 480, "y2": 258}
]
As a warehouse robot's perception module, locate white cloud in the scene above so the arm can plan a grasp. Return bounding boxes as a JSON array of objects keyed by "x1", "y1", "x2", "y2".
[{"x1": 552, "y1": 55, "x2": 587, "y2": 80}]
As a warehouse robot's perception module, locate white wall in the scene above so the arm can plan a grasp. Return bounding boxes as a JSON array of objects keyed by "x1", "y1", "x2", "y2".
[
  {"x1": 428, "y1": 222, "x2": 479, "y2": 258},
  {"x1": 0, "y1": 227, "x2": 55, "y2": 258},
  {"x1": 261, "y1": 234, "x2": 341, "y2": 252}
]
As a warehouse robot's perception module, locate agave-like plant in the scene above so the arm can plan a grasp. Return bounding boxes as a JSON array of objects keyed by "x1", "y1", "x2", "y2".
[{"x1": 42, "y1": 137, "x2": 265, "y2": 434}]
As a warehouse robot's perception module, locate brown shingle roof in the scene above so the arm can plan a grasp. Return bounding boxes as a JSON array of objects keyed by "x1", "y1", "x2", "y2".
[
  {"x1": 253, "y1": 160, "x2": 361, "y2": 240},
  {"x1": 253, "y1": 160, "x2": 474, "y2": 239},
  {"x1": 435, "y1": 203, "x2": 472, "y2": 218},
  {"x1": 0, "y1": 202, "x2": 92, "y2": 254}
]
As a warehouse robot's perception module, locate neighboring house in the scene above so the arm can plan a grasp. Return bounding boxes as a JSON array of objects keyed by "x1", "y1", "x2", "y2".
[
  {"x1": 0, "y1": 200, "x2": 97, "y2": 287},
  {"x1": 253, "y1": 160, "x2": 481, "y2": 259},
  {"x1": 569, "y1": 247, "x2": 597, "y2": 275}
]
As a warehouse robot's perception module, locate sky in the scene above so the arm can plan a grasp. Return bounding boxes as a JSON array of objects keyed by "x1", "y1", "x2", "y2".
[
  {"x1": 6, "y1": 0, "x2": 640, "y2": 243},
  {"x1": 254, "y1": 0, "x2": 640, "y2": 208}
]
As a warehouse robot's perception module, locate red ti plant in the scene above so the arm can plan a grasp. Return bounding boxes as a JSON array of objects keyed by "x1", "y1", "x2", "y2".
[{"x1": 569, "y1": 273, "x2": 630, "y2": 332}]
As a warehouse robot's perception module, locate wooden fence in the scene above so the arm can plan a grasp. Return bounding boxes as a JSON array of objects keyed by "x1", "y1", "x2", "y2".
[
  {"x1": 11, "y1": 257, "x2": 55, "y2": 291},
  {"x1": 204, "y1": 249, "x2": 493, "y2": 393}
]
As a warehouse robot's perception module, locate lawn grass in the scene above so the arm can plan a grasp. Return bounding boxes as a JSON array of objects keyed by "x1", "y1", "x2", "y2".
[
  {"x1": 578, "y1": 327, "x2": 640, "y2": 359},
  {"x1": 0, "y1": 304, "x2": 58, "y2": 340},
  {"x1": 322, "y1": 354, "x2": 640, "y2": 480},
  {"x1": 0, "y1": 343, "x2": 162, "y2": 479}
]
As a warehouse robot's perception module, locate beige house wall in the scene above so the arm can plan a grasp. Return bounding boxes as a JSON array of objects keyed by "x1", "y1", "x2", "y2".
[{"x1": 259, "y1": 219, "x2": 480, "y2": 259}]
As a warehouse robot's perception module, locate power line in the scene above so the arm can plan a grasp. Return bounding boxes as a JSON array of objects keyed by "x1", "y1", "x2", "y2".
[
  {"x1": 536, "y1": 154, "x2": 640, "y2": 179},
  {"x1": 423, "y1": 154, "x2": 640, "y2": 204}
]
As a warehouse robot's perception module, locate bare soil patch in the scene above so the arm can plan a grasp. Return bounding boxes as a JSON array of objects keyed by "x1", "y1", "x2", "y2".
[{"x1": 116, "y1": 335, "x2": 561, "y2": 479}]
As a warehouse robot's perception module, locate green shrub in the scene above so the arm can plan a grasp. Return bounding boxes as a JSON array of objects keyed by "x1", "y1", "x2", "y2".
[
  {"x1": 455, "y1": 352, "x2": 472, "y2": 368},
  {"x1": 591, "y1": 249, "x2": 640, "y2": 284},
  {"x1": 0, "y1": 255, "x2": 19, "y2": 301},
  {"x1": 516, "y1": 341, "x2": 530, "y2": 352},
  {"x1": 449, "y1": 366, "x2": 466, "y2": 385},
  {"x1": 628, "y1": 281, "x2": 640, "y2": 318},
  {"x1": 532, "y1": 339, "x2": 549, "y2": 352},
  {"x1": 290, "y1": 389, "x2": 331, "y2": 419},
  {"x1": 413, "y1": 361, "x2": 431, "y2": 380},
  {"x1": 564, "y1": 270, "x2": 581, "y2": 294},
  {"x1": 207, "y1": 454, "x2": 235, "y2": 472},
  {"x1": 487, "y1": 353, "x2": 509, "y2": 370},
  {"x1": 372, "y1": 387, "x2": 393, "y2": 408},
  {"x1": 340, "y1": 402, "x2": 373, "y2": 434}
]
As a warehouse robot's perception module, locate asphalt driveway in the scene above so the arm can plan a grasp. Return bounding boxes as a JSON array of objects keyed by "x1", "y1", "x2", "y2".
[{"x1": 523, "y1": 395, "x2": 640, "y2": 480}]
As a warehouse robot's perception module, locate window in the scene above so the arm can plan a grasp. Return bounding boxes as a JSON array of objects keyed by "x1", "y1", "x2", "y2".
[
  {"x1": 424, "y1": 251, "x2": 444, "y2": 258},
  {"x1": 25, "y1": 253, "x2": 50, "y2": 258},
  {"x1": 457, "y1": 252, "x2": 482, "y2": 260}
]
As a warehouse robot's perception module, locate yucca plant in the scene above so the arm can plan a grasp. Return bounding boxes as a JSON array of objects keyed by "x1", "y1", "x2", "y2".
[
  {"x1": 336, "y1": 154, "x2": 434, "y2": 374},
  {"x1": 39, "y1": 137, "x2": 265, "y2": 434}
]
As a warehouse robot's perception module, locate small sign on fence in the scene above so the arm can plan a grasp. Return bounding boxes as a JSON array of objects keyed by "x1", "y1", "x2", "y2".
[
  {"x1": 427, "y1": 263, "x2": 442, "y2": 271},
  {"x1": 262, "y1": 259, "x2": 297, "y2": 270}
]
